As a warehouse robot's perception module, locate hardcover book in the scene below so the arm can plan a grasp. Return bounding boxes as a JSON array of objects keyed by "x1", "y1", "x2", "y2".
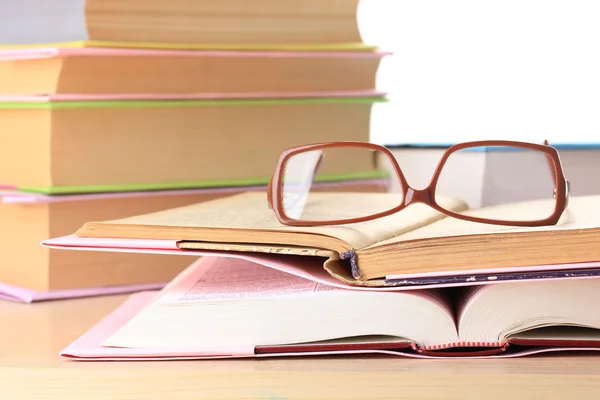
[
  {"x1": 1, "y1": 0, "x2": 369, "y2": 49},
  {"x1": 0, "y1": 48, "x2": 387, "y2": 99},
  {"x1": 45, "y1": 192, "x2": 600, "y2": 287},
  {"x1": 0, "y1": 97, "x2": 385, "y2": 194}
]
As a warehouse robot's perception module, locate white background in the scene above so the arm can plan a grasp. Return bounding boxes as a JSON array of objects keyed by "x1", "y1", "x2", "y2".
[{"x1": 357, "y1": 1, "x2": 600, "y2": 146}]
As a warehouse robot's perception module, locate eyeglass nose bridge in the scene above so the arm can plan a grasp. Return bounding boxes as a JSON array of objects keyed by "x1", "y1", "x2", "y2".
[{"x1": 402, "y1": 187, "x2": 433, "y2": 207}]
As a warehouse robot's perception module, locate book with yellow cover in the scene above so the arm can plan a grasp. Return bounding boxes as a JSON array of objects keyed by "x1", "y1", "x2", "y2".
[
  {"x1": 1, "y1": 0, "x2": 372, "y2": 50},
  {"x1": 0, "y1": 97, "x2": 385, "y2": 194}
]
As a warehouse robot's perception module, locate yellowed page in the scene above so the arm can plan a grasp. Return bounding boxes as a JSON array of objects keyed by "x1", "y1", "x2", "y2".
[
  {"x1": 371, "y1": 195, "x2": 600, "y2": 247},
  {"x1": 79, "y1": 192, "x2": 468, "y2": 250}
]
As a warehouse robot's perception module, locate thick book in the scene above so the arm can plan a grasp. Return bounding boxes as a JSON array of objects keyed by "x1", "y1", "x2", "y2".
[
  {"x1": 47, "y1": 192, "x2": 600, "y2": 287},
  {"x1": 0, "y1": 187, "x2": 213, "y2": 292},
  {"x1": 0, "y1": 48, "x2": 387, "y2": 99},
  {"x1": 0, "y1": 97, "x2": 385, "y2": 194},
  {"x1": 59, "y1": 257, "x2": 600, "y2": 359},
  {"x1": 1, "y1": 0, "x2": 369, "y2": 50}
]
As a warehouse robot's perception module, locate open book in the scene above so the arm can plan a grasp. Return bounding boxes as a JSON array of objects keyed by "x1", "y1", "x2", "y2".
[
  {"x1": 60, "y1": 257, "x2": 600, "y2": 359},
  {"x1": 56, "y1": 192, "x2": 600, "y2": 287}
]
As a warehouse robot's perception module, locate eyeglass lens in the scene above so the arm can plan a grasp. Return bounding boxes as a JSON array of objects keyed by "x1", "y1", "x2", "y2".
[
  {"x1": 434, "y1": 146, "x2": 558, "y2": 222},
  {"x1": 281, "y1": 146, "x2": 403, "y2": 221}
]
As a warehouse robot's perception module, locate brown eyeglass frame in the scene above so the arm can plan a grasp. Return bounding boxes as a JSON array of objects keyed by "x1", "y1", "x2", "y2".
[{"x1": 267, "y1": 140, "x2": 570, "y2": 227}]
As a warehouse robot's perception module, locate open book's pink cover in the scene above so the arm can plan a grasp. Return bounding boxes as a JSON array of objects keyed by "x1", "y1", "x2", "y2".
[{"x1": 60, "y1": 286, "x2": 600, "y2": 360}]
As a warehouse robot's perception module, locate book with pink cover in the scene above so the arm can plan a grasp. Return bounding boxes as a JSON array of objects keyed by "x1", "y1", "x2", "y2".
[
  {"x1": 0, "y1": 281, "x2": 166, "y2": 304},
  {"x1": 60, "y1": 257, "x2": 600, "y2": 360},
  {"x1": 0, "y1": 47, "x2": 389, "y2": 100},
  {"x1": 0, "y1": 186, "x2": 267, "y2": 303},
  {"x1": 0, "y1": 47, "x2": 390, "y2": 60}
]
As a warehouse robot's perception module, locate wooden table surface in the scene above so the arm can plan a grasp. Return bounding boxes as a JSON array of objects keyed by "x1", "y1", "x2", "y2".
[{"x1": 1, "y1": 294, "x2": 600, "y2": 400}]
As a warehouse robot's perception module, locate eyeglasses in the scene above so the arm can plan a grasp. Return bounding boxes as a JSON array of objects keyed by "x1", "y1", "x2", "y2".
[{"x1": 267, "y1": 140, "x2": 570, "y2": 227}]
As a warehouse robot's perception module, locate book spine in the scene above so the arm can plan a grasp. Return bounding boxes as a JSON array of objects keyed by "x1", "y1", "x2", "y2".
[
  {"x1": 421, "y1": 341, "x2": 505, "y2": 350},
  {"x1": 411, "y1": 342, "x2": 509, "y2": 357},
  {"x1": 340, "y1": 249, "x2": 360, "y2": 279}
]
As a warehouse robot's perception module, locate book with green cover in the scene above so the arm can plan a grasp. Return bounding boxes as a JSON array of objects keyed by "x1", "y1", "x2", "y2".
[{"x1": 0, "y1": 97, "x2": 385, "y2": 194}]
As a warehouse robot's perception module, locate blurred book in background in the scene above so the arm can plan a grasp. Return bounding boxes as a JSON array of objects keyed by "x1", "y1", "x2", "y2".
[{"x1": 383, "y1": 143, "x2": 600, "y2": 209}]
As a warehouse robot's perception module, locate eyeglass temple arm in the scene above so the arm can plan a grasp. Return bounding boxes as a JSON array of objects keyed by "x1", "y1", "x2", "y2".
[
  {"x1": 267, "y1": 176, "x2": 274, "y2": 210},
  {"x1": 544, "y1": 140, "x2": 570, "y2": 208}
]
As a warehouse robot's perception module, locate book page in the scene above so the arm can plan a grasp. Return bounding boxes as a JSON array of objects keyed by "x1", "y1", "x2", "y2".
[
  {"x1": 509, "y1": 326, "x2": 600, "y2": 341},
  {"x1": 80, "y1": 191, "x2": 468, "y2": 250},
  {"x1": 106, "y1": 256, "x2": 461, "y2": 350},
  {"x1": 457, "y1": 277, "x2": 600, "y2": 344},
  {"x1": 158, "y1": 256, "x2": 339, "y2": 305},
  {"x1": 369, "y1": 194, "x2": 600, "y2": 247}
]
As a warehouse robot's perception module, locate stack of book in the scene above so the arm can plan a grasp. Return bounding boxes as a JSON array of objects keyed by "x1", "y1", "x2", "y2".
[
  {"x1": 0, "y1": 1, "x2": 389, "y2": 302},
  {"x1": 45, "y1": 189, "x2": 600, "y2": 359}
]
